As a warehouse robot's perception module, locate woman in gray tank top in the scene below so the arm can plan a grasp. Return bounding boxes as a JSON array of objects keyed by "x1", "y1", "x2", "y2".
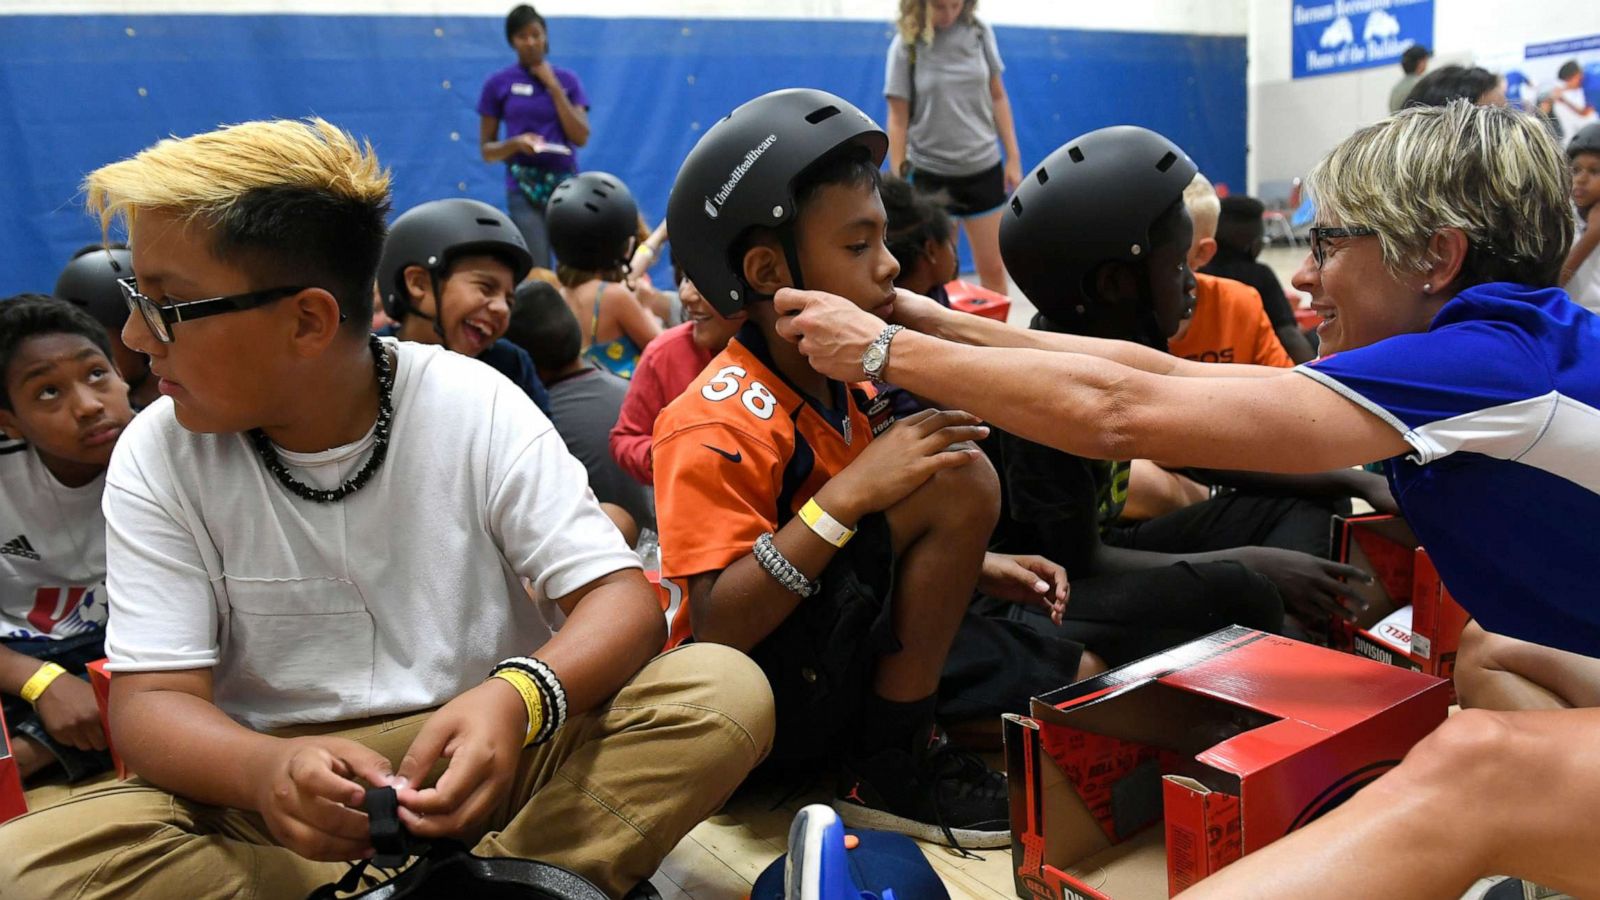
[{"x1": 884, "y1": 0, "x2": 1023, "y2": 296}]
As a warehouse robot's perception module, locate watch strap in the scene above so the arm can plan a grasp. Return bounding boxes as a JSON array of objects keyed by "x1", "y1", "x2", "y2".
[{"x1": 864, "y1": 324, "x2": 905, "y2": 385}]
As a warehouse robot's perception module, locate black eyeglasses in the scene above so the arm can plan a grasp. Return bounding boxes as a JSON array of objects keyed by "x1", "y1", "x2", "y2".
[
  {"x1": 1309, "y1": 226, "x2": 1378, "y2": 270},
  {"x1": 117, "y1": 277, "x2": 307, "y2": 344}
]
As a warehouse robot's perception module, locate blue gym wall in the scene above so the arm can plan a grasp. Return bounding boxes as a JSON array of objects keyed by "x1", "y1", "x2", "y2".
[{"x1": 0, "y1": 14, "x2": 1246, "y2": 295}]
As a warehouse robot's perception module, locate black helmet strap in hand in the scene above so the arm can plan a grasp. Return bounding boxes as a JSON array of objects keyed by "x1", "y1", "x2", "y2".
[
  {"x1": 365, "y1": 787, "x2": 428, "y2": 870},
  {"x1": 307, "y1": 786, "x2": 612, "y2": 899}
]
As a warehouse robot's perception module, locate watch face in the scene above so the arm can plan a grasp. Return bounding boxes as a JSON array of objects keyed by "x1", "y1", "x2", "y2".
[{"x1": 863, "y1": 345, "x2": 886, "y2": 372}]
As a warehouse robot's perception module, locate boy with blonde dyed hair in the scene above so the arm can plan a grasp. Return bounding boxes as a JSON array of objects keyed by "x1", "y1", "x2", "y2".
[{"x1": 0, "y1": 118, "x2": 772, "y2": 900}]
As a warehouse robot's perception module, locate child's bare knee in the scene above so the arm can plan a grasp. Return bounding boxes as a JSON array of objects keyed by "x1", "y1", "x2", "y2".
[{"x1": 919, "y1": 449, "x2": 1000, "y2": 530}]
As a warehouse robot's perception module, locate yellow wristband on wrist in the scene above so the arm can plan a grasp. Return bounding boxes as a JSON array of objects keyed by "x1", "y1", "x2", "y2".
[
  {"x1": 490, "y1": 669, "x2": 545, "y2": 748},
  {"x1": 20, "y1": 662, "x2": 68, "y2": 706},
  {"x1": 799, "y1": 498, "x2": 855, "y2": 548}
]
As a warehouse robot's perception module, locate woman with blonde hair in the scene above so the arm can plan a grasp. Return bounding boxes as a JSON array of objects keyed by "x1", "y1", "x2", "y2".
[
  {"x1": 884, "y1": 0, "x2": 1022, "y2": 295},
  {"x1": 775, "y1": 100, "x2": 1600, "y2": 898}
]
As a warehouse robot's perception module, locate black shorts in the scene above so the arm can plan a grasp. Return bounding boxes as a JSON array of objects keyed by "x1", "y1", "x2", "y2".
[
  {"x1": 750, "y1": 513, "x2": 1084, "y2": 764},
  {"x1": 908, "y1": 161, "x2": 1007, "y2": 218},
  {"x1": 750, "y1": 513, "x2": 900, "y2": 765}
]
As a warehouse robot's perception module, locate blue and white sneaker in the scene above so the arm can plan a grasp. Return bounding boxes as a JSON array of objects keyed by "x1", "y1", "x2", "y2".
[
  {"x1": 752, "y1": 804, "x2": 949, "y2": 900},
  {"x1": 785, "y1": 804, "x2": 894, "y2": 900}
]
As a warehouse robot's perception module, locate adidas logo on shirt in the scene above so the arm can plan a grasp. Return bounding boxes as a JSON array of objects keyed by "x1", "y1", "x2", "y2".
[{"x1": 0, "y1": 535, "x2": 39, "y2": 561}]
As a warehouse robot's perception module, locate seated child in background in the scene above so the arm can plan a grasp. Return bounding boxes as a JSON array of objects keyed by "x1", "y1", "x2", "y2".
[
  {"x1": 377, "y1": 197, "x2": 552, "y2": 413},
  {"x1": 0, "y1": 295, "x2": 132, "y2": 783},
  {"x1": 0, "y1": 118, "x2": 771, "y2": 900},
  {"x1": 1201, "y1": 195, "x2": 1315, "y2": 362},
  {"x1": 55, "y1": 244, "x2": 160, "y2": 410},
  {"x1": 1562, "y1": 123, "x2": 1600, "y2": 311},
  {"x1": 1130, "y1": 173, "x2": 1290, "y2": 518},
  {"x1": 609, "y1": 264, "x2": 745, "y2": 486},
  {"x1": 1128, "y1": 174, "x2": 1398, "y2": 569},
  {"x1": 655, "y1": 89, "x2": 1081, "y2": 850},
  {"x1": 508, "y1": 279, "x2": 655, "y2": 535},
  {"x1": 1166, "y1": 174, "x2": 1295, "y2": 368},
  {"x1": 549, "y1": 172, "x2": 662, "y2": 379},
  {"x1": 974, "y1": 127, "x2": 1372, "y2": 644},
  {"x1": 880, "y1": 176, "x2": 958, "y2": 302}
]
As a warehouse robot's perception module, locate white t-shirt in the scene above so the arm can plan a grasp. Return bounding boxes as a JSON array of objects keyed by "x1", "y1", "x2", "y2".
[
  {"x1": 0, "y1": 442, "x2": 109, "y2": 640},
  {"x1": 1571, "y1": 217, "x2": 1600, "y2": 313},
  {"x1": 103, "y1": 340, "x2": 640, "y2": 731},
  {"x1": 1555, "y1": 85, "x2": 1598, "y2": 140}
]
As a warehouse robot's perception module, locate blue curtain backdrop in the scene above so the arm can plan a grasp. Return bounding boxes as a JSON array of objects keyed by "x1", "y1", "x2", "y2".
[{"x1": 0, "y1": 14, "x2": 1245, "y2": 294}]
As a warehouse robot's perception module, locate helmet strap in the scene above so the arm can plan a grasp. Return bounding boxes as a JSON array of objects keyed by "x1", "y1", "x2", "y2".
[
  {"x1": 779, "y1": 228, "x2": 807, "y2": 292},
  {"x1": 426, "y1": 270, "x2": 451, "y2": 351},
  {"x1": 1132, "y1": 272, "x2": 1171, "y2": 352}
]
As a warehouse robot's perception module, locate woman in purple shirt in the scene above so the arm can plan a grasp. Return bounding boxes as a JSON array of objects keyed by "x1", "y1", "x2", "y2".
[{"x1": 478, "y1": 4, "x2": 591, "y2": 269}]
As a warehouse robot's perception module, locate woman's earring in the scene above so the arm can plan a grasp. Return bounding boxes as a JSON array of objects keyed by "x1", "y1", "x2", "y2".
[{"x1": 1423, "y1": 283, "x2": 1432, "y2": 293}]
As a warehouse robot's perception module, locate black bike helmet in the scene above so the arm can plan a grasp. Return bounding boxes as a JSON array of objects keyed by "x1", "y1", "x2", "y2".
[
  {"x1": 1000, "y1": 126, "x2": 1197, "y2": 333},
  {"x1": 547, "y1": 172, "x2": 639, "y2": 272},
  {"x1": 667, "y1": 88, "x2": 887, "y2": 316},
  {"x1": 1570, "y1": 122, "x2": 1600, "y2": 159},
  {"x1": 377, "y1": 198, "x2": 533, "y2": 321},
  {"x1": 55, "y1": 247, "x2": 133, "y2": 331}
]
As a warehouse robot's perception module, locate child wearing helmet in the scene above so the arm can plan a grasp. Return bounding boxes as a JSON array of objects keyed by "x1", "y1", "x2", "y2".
[
  {"x1": 54, "y1": 244, "x2": 159, "y2": 410},
  {"x1": 377, "y1": 197, "x2": 551, "y2": 413},
  {"x1": 1562, "y1": 123, "x2": 1600, "y2": 311},
  {"x1": 892, "y1": 129, "x2": 1366, "y2": 645},
  {"x1": 654, "y1": 88, "x2": 1086, "y2": 850},
  {"x1": 548, "y1": 172, "x2": 662, "y2": 379}
]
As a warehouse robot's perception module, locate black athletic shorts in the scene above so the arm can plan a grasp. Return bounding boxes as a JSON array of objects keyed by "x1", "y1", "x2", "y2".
[
  {"x1": 750, "y1": 512, "x2": 1085, "y2": 764},
  {"x1": 909, "y1": 161, "x2": 1007, "y2": 218}
]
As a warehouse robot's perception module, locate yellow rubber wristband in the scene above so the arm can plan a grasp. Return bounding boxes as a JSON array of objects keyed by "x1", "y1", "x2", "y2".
[
  {"x1": 19, "y1": 662, "x2": 68, "y2": 706},
  {"x1": 799, "y1": 498, "x2": 855, "y2": 548},
  {"x1": 490, "y1": 669, "x2": 544, "y2": 748}
]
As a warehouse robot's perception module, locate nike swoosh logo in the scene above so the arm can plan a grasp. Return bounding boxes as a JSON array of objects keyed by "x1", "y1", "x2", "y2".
[{"x1": 702, "y1": 444, "x2": 742, "y2": 463}]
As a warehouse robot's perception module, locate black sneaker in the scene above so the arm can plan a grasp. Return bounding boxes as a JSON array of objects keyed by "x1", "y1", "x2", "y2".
[{"x1": 833, "y1": 727, "x2": 1009, "y2": 849}]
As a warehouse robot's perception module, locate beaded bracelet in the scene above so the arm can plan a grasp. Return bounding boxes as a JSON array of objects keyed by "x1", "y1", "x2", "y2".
[{"x1": 754, "y1": 532, "x2": 819, "y2": 598}]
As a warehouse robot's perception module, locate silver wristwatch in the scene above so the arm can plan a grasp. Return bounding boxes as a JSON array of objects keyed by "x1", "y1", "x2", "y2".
[{"x1": 861, "y1": 325, "x2": 904, "y2": 385}]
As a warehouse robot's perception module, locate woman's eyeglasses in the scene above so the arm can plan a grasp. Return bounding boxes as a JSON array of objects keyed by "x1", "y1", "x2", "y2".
[{"x1": 1308, "y1": 226, "x2": 1378, "y2": 269}]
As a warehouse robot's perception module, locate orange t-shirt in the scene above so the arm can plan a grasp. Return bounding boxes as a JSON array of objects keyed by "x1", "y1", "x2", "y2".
[
  {"x1": 1166, "y1": 273, "x2": 1294, "y2": 368},
  {"x1": 652, "y1": 327, "x2": 890, "y2": 647}
]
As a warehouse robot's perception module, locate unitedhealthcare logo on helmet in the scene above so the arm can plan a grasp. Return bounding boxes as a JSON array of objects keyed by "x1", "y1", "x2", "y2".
[{"x1": 704, "y1": 134, "x2": 779, "y2": 219}]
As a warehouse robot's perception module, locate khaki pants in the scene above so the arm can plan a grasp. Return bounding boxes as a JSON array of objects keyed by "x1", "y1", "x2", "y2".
[{"x1": 0, "y1": 643, "x2": 773, "y2": 900}]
